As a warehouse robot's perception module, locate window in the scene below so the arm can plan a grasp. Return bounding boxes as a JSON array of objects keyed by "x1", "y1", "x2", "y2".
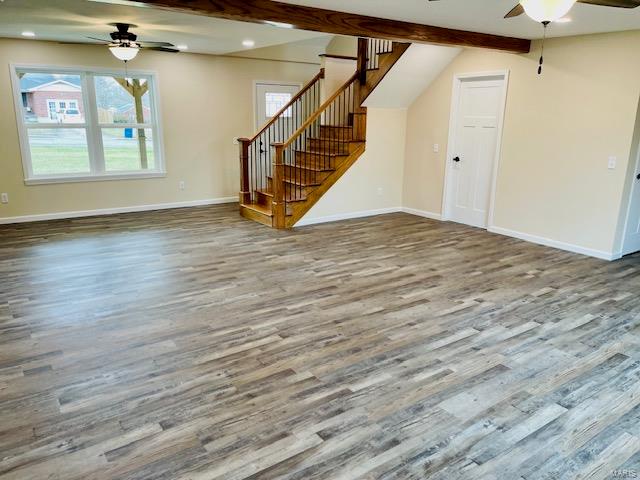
[
  {"x1": 11, "y1": 66, "x2": 164, "y2": 183},
  {"x1": 265, "y1": 92, "x2": 293, "y2": 117}
]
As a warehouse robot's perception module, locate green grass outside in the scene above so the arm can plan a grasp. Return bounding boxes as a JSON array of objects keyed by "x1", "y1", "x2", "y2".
[{"x1": 31, "y1": 146, "x2": 155, "y2": 175}]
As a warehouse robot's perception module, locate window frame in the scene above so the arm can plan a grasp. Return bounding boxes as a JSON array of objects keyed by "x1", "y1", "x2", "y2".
[{"x1": 10, "y1": 63, "x2": 166, "y2": 185}]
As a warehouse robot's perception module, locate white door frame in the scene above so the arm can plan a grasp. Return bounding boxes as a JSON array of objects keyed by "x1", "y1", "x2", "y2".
[
  {"x1": 619, "y1": 145, "x2": 640, "y2": 256},
  {"x1": 253, "y1": 80, "x2": 302, "y2": 131},
  {"x1": 441, "y1": 70, "x2": 510, "y2": 229}
]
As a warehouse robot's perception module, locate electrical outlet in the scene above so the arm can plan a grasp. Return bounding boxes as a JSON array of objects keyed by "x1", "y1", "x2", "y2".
[
  {"x1": 608, "y1": 156, "x2": 617, "y2": 170},
  {"x1": 1, "y1": 193, "x2": 8, "y2": 204},
  {"x1": 179, "y1": 181, "x2": 185, "y2": 191},
  {"x1": 377, "y1": 187, "x2": 383, "y2": 196}
]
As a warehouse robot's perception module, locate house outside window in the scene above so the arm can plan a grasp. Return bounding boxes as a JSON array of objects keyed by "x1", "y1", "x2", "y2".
[{"x1": 11, "y1": 65, "x2": 165, "y2": 184}]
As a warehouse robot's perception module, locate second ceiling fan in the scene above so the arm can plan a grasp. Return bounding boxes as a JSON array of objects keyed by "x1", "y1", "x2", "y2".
[
  {"x1": 428, "y1": 0, "x2": 640, "y2": 74},
  {"x1": 428, "y1": 0, "x2": 640, "y2": 23},
  {"x1": 504, "y1": 0, "x2": 640, "y2": 22}
]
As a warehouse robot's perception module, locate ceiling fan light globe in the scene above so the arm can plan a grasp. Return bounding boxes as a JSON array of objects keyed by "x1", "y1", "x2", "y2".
[
  {"x1": 109, "y1": 44, "x2": 139, "y2": 62},
  {"x1": 520, "y1": 0, "x2": 577, "y2": 23}
]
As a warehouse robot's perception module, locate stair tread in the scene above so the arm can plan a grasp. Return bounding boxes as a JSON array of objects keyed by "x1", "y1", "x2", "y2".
[
  {"x1": 288, "y1": 162, "x2": 335, "y2": 172},
  {"x1": 320, "y1": 125, "x2": 353, "y2": 129},
  {"x1": 308, "y1": 136, "x2": 360, "y2": 143},
  {"x1": 266, "y1": 176, "x2": 320, "y2": 187},
  {"x1": 285, "y1": 177, "x2": 320, "y2": 187},
  {"x1": 241, "y1": 202, "x2": 273, "y2": 216},
  {"x1": 294, "y1": 149, "x2": 348, "y2": 158},
  {"x1": 256, "y1": 188, "x2": 307, "y2": 202}
]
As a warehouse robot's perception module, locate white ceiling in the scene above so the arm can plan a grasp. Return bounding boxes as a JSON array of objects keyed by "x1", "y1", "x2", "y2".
[
  {"x1": 279, "y1": 0, "x2": 640, "y2": 39},
  {"x1": 0, "y1": 0, "x2": 331, "y2": 55},
  {"x1": 0, "y1": 0, "x2": 638, "y2": 56}
]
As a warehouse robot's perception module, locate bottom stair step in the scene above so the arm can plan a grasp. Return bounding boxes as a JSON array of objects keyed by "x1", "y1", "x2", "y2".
[
  {"x1": 240, "y1": 203, "x2": 273, "y2": 227},
  {"x1": 241, "y1": 200, "x2": 296, "y2": 227}
]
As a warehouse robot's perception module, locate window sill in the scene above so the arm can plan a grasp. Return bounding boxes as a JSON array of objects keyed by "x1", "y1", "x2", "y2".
[{"x1": 24, "y1": 171, "x2": 167, "y2": 185}]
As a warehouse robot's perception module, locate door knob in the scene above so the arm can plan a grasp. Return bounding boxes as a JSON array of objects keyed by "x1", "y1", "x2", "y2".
[
  {"x1": 637, "y1": 173, "x2": 640, "y2": 180},
  {"x1": 453, "y1": 156, "x2": 461, "y2": 162}
]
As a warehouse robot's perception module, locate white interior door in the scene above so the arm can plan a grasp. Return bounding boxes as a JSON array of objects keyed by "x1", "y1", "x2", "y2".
[
  {"x1": 445, "y1": 76, "x2": 505, "y2": 229},
  {"x1": 255, "y1": 83, "x2": 300, "y2": 138},
  {"x1": 622, "y1": 151, "x2": 640, "y2": 256}
]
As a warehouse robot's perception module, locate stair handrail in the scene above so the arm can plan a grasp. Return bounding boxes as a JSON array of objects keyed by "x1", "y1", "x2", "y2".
[
  {"x1": 280, "y1": 72, "x2": 359, "y2": 150},
  {"x1": 270, "y1": 71, "x2": 362, "y2": 226},
  {"x1": 247, "y1": 68, "x2": 325, "y2": 143},
  {"x1": 238, "y1": 68, "x2": 325, "y2": 205}
]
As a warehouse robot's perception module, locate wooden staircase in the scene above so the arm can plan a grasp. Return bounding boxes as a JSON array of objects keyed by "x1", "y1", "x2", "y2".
[{"x1": 238, "y1": 38, "x2": 410, "y2": 229}]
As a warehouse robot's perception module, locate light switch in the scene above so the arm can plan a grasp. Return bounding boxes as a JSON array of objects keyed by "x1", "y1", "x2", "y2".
[
  {"x1": 433, "y1": 144, "x2": 440, "y2": 153},
  {"x1": 608, "y1": 156, "x2": 617, "y2": 170}
]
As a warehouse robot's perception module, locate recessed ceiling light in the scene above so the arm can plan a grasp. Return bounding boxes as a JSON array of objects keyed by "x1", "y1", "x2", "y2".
[
  {"x1": 555, "y1": 16, "x2": 572, "y2": 23},
  {"x1": 265, "y1": 21, "x2": 294, "y2": 29},
  {"x1": 21, "y1": 31, "x2": 36, "y2": 37},
  {"x1": 242, "y1": 39, "x2": 255, "y2": 48},
  {"x1": 176, "y1": 44, "x2": 188, "y2": 50}
]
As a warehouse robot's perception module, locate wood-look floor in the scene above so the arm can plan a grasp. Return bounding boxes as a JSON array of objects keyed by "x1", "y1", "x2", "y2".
[{"x1": 1, "y1": 204, "x2": 640, "y2": 480}]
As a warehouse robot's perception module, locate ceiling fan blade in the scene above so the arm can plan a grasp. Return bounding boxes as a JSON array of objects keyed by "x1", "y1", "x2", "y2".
[
  {"x1": 58, "y1": 41, "x2": 101, "y2": 45},
  {"x1": 505, "y1": 3, "x2": 525, "y2": 18},
  {"x1": 144, "y1": 46, "x2": 180, "y2": 53},
  {"x1": 577, "y1": 0, "x2": 640, "y2": 7},
  {"x1": 86, "y1": 36, "x2": 111, "y2": 42},
  {"x1": 137, "y1": 40, "x2": 175, "y2": 47}
]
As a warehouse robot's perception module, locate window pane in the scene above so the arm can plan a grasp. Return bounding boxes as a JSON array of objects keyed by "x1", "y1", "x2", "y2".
[
  {"x1": 95, "y1": 76, "x2": 152, "y2": 124},
  {"x1": 265, "y1": 92, "x2": 292, "y2": 117},
  {"x1": 28, "y1": 129, "x2": 90, "y2": 175},
  {"x1": 18, "y1": 72, "x2": 85, "y2": 124},
  {"x1": 102, "y1": 128, "x2": 155, "y2": 171}
]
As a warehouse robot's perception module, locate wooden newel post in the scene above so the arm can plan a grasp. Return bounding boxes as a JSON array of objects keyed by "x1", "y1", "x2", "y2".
[
  {"x1": 238, "y1": 138, "x2": 251, "y2": 204},
  {"x1": 272, "y1": 143, "x2": 286, "y2": 229},
  {"x1": 357, "y1": 38, "x2": 368, "y2": 86}
]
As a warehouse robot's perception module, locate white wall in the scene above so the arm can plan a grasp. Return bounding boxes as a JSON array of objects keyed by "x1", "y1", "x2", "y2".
[
  {"x1": 299, "y1": 107, "x2": 407, "y2": 225},
  {"x1": 320, "y1": 56, "x2": 356, "y2": 102},
  {"x1": 364, "y1": 44, "x2": 461, "y2": 109}
]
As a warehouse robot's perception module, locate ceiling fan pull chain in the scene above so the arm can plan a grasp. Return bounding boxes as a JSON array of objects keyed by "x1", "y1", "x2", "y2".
[{"x1": 538, "y1": 21, "x2": 549, "y2": 75}]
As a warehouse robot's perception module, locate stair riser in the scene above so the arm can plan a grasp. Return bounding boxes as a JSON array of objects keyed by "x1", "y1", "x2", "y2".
[
  {"x1": 239, "y1": 205, "x2": 272, "y2": 227},
  {"x1": 293, "y1": 151, "x2": 339, "y2": 169},
  {"x1": 307, "y1": 138, "x2": 350, "y2": 154},
  {"x1": 319, "y1": 125, "x2": 353, "y2": 140},
  {"x1": 255, "y1": 190, "x2": 272, "y2": 207},
  {"x1": 266, "y1": 178, "x2": 311, "y2": 200},
  {"x1": 284, "y1": 165, "x2": 331, "y2": 184}
]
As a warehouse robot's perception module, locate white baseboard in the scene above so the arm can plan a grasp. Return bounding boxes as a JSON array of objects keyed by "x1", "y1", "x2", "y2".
[
  {"x1": 0, "y1": 197, "x2": 238, "y2": 224},
  {"x1": 400, "y1": 207, "x2": 442, "y2": 221},
  {"x1": 295, "y1": 207, "x2": 402, "y2": 227},
  {"x1": 488, "y1": 226, "x2": 617, "y2": 261}
]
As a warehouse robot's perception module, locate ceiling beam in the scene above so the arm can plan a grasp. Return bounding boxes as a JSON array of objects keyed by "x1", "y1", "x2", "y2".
[{"x1": 109, "y1": 0, "x2": 531, "y2": 53}]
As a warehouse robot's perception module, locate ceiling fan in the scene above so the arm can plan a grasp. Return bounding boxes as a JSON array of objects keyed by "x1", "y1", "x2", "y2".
[
  {"x1": 428, "y1": 0, "x2": 640, "y2": 73},
  {"x1": 87, "y1": 23, "x2": 179, "y2": 62},
  {"x1": 428, "y1": 0, "x2": 640, "y2": 22},
  {"x1": 503, "y1": 0, "x2": 640, "y2": 21}
]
